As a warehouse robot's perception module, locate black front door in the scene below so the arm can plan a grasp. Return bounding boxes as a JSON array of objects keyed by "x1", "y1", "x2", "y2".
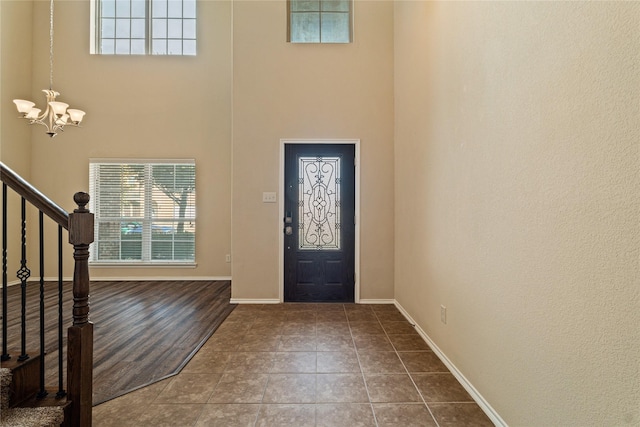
[{"x1": 284, "y1": 144, "x2": 355, "y2": 302}]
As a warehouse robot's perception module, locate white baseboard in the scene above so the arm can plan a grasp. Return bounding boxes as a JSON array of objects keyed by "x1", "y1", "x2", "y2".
[
  {"x1": 88, "y1": 276, "x2": 232, "y2": 282},
  {"x1": 358, "y1": 299, "x2": 396, "y2": 304},
  {"x1": 394, "y1": 300, "x2": 507, "y2": 427},
  {"x1": 19, "y1": 276, "x2": 231, "y2": 283},
  {"x1": 230, "y1": 298, "x2": 281, "y2": 304}
]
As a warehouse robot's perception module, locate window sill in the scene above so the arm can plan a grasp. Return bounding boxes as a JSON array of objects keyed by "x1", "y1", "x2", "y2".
[{"x1": 89, "y1": 262, "x2": 197, "y2": 268}]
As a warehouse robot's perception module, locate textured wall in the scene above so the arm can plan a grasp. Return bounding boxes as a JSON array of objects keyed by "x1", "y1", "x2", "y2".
[
  {"x1": 232, "y1": 0, "x2": 395, "y2": 300},
  {"x1": 394, "y1": 1, "x2": 639, "y2": 425}
]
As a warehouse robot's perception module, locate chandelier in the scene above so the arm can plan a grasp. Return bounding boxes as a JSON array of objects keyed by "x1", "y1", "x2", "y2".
[{"x1": 12, "y1": 0, "x2": 85, "y2": 138}]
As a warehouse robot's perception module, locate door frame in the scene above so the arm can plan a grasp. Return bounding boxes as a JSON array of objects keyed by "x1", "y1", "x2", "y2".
[{"x1": 279, "y1": 139, "x2": 361, "y2": 303}]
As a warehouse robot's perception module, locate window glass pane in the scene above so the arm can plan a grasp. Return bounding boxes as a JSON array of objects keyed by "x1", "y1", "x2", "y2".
[
  {"x1": 101, "y1": 39, "x2": 115, "y2": 54},
  {"x1": 168, "y1": 19, "x2": 182, "y2": 38},
  {"x1": 291, "y1": 0, "x2": 320, "y2": 12},
  {"x1": 321, "y1": 0, "x2": 349, "y2": 12},
  {"x1": 152, "y1": 0, "x2": 167, "y2": 17},
  {"x1": 97, "y1": 241, "x2": 119, "y2": 260},
  {"x1": 131, "y1": 39, "x2": 145, "y2": 54},
  {"x1": 102, "y1": 0, "x2": 116, "y2": 17},
  {"x1": 152, "y1": 39, "x2": 167, "y2": 54},
  {"x1": 321, "y1": 12, "x2": 350, "y2": 43},
  {"x1": 131, "y1": 0, "x2": 145, "y2": 17},
  {"x1": 102, "y1": 19, "x2": 115, "y2": 38},
  {"x1": 121, "y1": 241, "x2": 142, "y2": 260},
  {"x1": 167, "y1": 0, "x2": 183, "y2": 18},
  {"x1": 183, "y1": 19, "x2": 196, "y2": 39},
  {"x1": 115, "y1": 19, "x2": 131, "y2": 38},
  {"x1": 131, "y1": 19, "x2": 145, "y2": 38},
  {"x1": 167, "y1": 40, "x2": 182, "y2": 54},
  {"x1": 153, "y1": 19, "x2": 167, "y2": 38},
  {"x1": 115, "y1": 0, "x2": 130, "y2": 17},
  {"x1": 291, "y1": 12, "x2": 320, "y2": 43},
  {"x1": 183, "y1": 0, "x2": 196, "y2": 18},
  {"x1": 116, "y1": 39, "x2": 130, "y2": 54},
  {"x1": 183, "y1": 39, "x2": 196, "y2": 55}
]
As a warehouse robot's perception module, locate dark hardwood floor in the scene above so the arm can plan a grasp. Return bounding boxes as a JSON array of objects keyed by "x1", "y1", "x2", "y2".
[{"x1": 1, "y1": 280, "x2": 236, "y2": 405}]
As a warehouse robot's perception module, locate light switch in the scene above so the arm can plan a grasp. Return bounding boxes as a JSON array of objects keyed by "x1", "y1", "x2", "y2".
[{"x1": 262, "y1": 192, "x2": 277, "y2": 203}]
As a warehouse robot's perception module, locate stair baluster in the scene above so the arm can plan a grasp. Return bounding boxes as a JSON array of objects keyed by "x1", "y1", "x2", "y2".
[
  {"x1": 17, "y1": 197, "x2": 30, "y2": 362},
  {"x1": 2, "y1": 183, "x2": 9, "y2": 362}
]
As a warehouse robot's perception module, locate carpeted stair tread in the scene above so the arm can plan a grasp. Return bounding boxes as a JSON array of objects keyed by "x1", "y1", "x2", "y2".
[
  {"x1": 1, "y1": 368, "x2": 11, "y2": 413},
  {"x1": 0, "y1": 406, "x2": 64, "y2": 427},
  {"x1": 1, "y1": 368, "x2": 64, "y2": 427}
]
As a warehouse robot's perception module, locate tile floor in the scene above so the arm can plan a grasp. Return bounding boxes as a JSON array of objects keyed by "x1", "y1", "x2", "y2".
[{"x1": 93, "y1": 303, "x2": 494, "y2": 426}]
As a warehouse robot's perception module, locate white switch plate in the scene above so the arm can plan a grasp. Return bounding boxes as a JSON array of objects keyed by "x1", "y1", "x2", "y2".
[{"x1": 262, "y1": 192, "x2": 277, "y2": 203}]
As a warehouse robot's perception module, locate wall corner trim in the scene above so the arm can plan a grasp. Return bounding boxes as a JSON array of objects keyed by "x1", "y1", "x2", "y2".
[{"x1": 394, "y1": 300, "x2": 508, "y2": 427}]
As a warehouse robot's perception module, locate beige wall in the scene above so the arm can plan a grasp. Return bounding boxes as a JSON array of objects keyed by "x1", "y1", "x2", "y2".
[
  {"x1": 4, "y1": 0, "x2": 233, "y2": 279},
  {"x1": 394, "y1": 1, "x2": 640, "y2": 426},
  {"x1": 231, "y1": 0, "x2": 394, "y2": 300},
  {"x1": 1, "y1": 0, "x2": 34, "y2": 279}
]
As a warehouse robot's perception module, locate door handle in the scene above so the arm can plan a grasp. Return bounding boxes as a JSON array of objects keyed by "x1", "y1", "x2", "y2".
[{"x1": 284, "y1": 226, "x2": 293, "y2": 235}]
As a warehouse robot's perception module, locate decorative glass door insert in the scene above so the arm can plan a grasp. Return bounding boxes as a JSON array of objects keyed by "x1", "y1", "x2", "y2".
[{"x1": 298, "y1": 156, "x2": 341, "y2": 250}]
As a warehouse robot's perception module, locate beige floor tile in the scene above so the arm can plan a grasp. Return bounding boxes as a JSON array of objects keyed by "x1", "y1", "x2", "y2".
[
  {"x1": 364, "y1": 374, "x2": 422, "y2": 403},
  {"x1": 278, "y1": 335, "x2": 317, "y2": 351},
  {"x1": 271, "y1": 351, "x2": 317, "y2": 373},
  {"x1": 280, "y1": 322, "x2": 317, "y2": 335},
  {"x1": 316, "y1": 403, "x2": 377, "y2": 427},
  {"x1": 398, "y1": 351, "x2": 448, "y2": 373},
  {"x1": 263, "y1": 374, "x2": 316, "y2": 403},
  {"x1": 428, "y1": 402, "x2": 494, "y2": 426},
  {"x1": 374, "y1": 311, "x2": 408, "y2": 322},
  {"x1": 235, "y1": 334, "x2": 282, "y2": 352},
  {"x1": 247, "y1": 321, "x2": 285, "y2": 336},
  {"x1": 316, "y1": 334, "x2": 355, "y2": 352},
  {"x1": 137, "y1": 403, "x2": 204, "y2": 427},
  {"x1": 317, "y1": 351, "x2": 361, "y2": 373},
  {"x1": 373, "y1": 403, "x2": 437, "y2": 427},
  {"x1": 387, "y1": 334, "x2": 431, "y2": 351},
  {"x1": 255, "y1": 404, "x2": 316, "y2": 427},
  {"x1": 412, "y1": 373, "x2": 474, "y2": 402},
  {"x1": 208, "y1": 372, "x2": 269, "y2": 404},
  {"x1": 316, "y1": 310, "x2": 348, "y2": 322},
  {"x1": 195, "y1": 404, "x2": 261, "y2": 427},
  {"x1": 154, "y1": 373, "x2": 221, "y2": 404},
  {"x1": 316, "y1": 374, "x2": 369, "y2": 403},
  {"x1": 346, "y1": 311, "x2": 378, "y2": 322},
  {"x1": 358, "y1": 351, "x2": 406, "y2": 374},
  {"x1": 316, "y1": 322, "x2": 351, "y2": 335},
  {"x1": 182, "y1": 350, "x2": 233, "y2": 374},
  {"x1": 352, "y1": 334, "x2": 394, "y2": 352},
  {"x1": 349, "y1": 321, "x2": 385, "y2": 335},
  {"x1": 381, "y1": 321, "x2": 419, "y2": 335},
  {"x1": 224, "y1": 352, "x2": 275, "y2": 373}
]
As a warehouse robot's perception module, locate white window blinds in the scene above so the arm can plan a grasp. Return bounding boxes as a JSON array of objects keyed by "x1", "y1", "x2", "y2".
[{"x1": 89, "y1": 159, "x2": 196, "y2": 263}]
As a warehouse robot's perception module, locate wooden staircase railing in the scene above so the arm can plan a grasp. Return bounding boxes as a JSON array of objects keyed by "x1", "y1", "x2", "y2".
[{"x1": 1, "y1": 161, "x2": 94, "y2": 427}]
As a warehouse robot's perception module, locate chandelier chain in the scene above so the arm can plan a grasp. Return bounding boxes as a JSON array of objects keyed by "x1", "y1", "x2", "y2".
[{"x1": 49, "y1": 0, "x2": 54, "y2": 90}]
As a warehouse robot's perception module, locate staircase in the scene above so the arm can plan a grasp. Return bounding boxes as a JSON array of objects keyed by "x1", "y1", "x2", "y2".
[
  {"x1": 1, "y1": 364, "x2": 65, "y2": 427},
  {"x1": 1, "y1": 162, "x2": 94, "y2": 427}
]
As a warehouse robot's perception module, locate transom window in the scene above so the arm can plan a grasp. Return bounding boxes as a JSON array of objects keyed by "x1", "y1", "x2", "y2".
[
  {"x1": 89, "y1": 160, "x2": 196, "y2": 264},
  {"x1": 92, "y1": 0, "x2": 196, "y2": 55},
  {"x1": 288, "y1": 0, "x2": 353, "y2": 43}
]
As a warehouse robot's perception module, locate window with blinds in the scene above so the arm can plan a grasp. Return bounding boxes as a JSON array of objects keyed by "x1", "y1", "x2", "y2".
[{"x1": 89, "y1": 160, "x2": 196, "y2": 264}]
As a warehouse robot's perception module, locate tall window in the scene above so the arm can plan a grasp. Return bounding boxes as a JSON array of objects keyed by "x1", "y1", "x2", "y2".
[
  {"x1": 288, "y1": 0, "x2": 352, "y2": 43},
  {"x1": 89, "y1": 160, "x2": 196, "y2": 264},
  {"x1": 92, "y1": 0, "x2": 196, "y2": 55}
]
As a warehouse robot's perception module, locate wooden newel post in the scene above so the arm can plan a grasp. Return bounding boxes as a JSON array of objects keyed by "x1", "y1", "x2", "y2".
[{"x1": 67, "y1": 192, "x2": 94, "y2": 427}]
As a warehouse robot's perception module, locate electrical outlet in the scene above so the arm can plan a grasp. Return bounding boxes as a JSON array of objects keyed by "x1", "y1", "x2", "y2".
[
  {"x1": 225, "y1": 254, "x2": 231, "y2": 263},
  {"x1": 440, "y1": 305, "x2": 447, "y2": 324}
]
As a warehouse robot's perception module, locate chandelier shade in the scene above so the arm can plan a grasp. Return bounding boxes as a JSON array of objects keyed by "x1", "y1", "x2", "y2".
[{"x1": 12, "y1": 0, "x2": 85, "y2": 138}]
